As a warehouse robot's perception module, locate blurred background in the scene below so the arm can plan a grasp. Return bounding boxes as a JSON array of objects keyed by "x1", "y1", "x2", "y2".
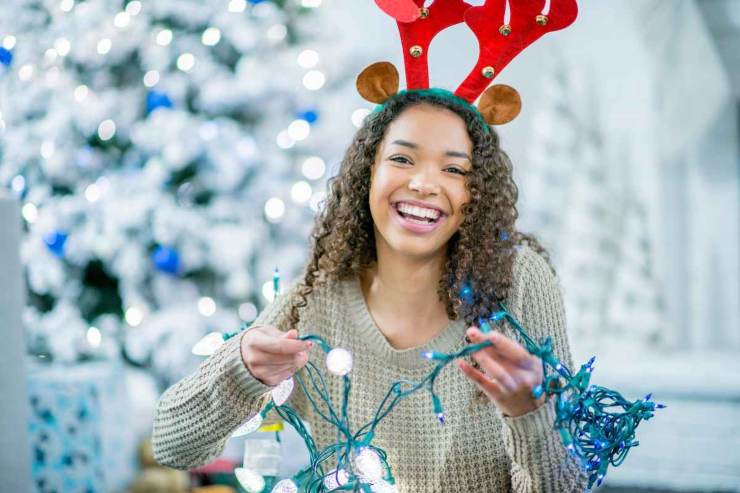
[{"x1": 0, "y1": 0, "x2": 737, "y2": 492}]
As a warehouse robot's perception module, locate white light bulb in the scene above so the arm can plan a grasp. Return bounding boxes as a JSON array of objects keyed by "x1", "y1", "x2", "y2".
[
  {"x1": 202, "y1": 27, "x2": 221, "y2": 46},
  {"x1": 290, "y1": 181, "x2": 312, "y2": 204},
  {"x1": 177, "y1": 53, "x2": 195, "y2": 72},
  {"x1": 287, "y1": 119, "x2": 310, "y2": 141},
  {"x1": 302, "y1": 0, "x2": 323, "y2": 7},
  {"x1": 302, "y1": 156, "x2": 326, "y2": 180},
  {"x1": 86, "y1": 327, "x2": 102, "y2": 348},
  {"x1": 156, "y1": 29, "x2": 173, "y2": 46},
  {"x1": 261, "y1": 280, "x2": 276, "y2": 302},
  {"x1": 11, "y1": 175, "x2": 25, "y2": 193},
  {"x1": 323, "y1": 469, "x2": 350, "y2": 490},
  {"x1": 232, "y1": 413, "x2": 263, "y2": 437},
  {"x1": 276, "y1": 130, "x2": 295, "y2": 149},
  {"x1": 2, "y1": 35, "x2": 16, "y2": 50},
  {"x1": 125, "y1": 306, "x2": 144, "y2": 327},
  {"x1": 235, "y1": 467, "x2": 265, "y2": 493},
  {"x1": 59, "y1": 0, "x2": 74, "y2": 13},
  {"x1": 264, "y1": 197, "x2": 285, "y2": 222},
  {"x1": 326, "y1": 348, "x2": 353, "y2": 376},
  {"x1": 271, "y1": 377, "x2": 294, "y2": 406},
  {"x1": 352, "y1": 108, "x2": 371, "y2": 128},
  {"x1": 192, "y1": 331, "x2": 225, "y2": 356},
  {"x1": 97, "y1": 38, "x2": 112, "y2": 55},
  {"x1": 228, "y1": 0, "x2": 247, "y2": 12},
  {"x1": 271, "y1": 479, "x2": 298, "y2": 493},
  {"x1": 40, "y1": 140, "x2": 56, "y2": 159},
  {"x1": 74, "y1": 84, "x2": 89, "y2": 102},
  {"x1": 297, "y1": 49, "x2": 319, "y2": 69},
  {"x1": 354, "y1": 447, "x2": 383, "y2": 482},
  {"x1": 18, "y1": 64, "x2": 34, "y2": 81},
  {"x1": 198, "y1": 296, "x2": 216, "y2": 317},
  {"x1": 114, "y1": 11, "x2": 131, "y2": 28},
  {"x1": 54, "y1": 38, "x2": 71, "y2": 56},
  {"x1": 302, "y1": 70, "x2": 325, "y2": 91},
  {"x1": 98, "y1": 119, "x2": 116, "y2": 141},
  {"x1": 143, "y1": 70, "x2": 159, "y2": 87},
  {"x1": 22, "y1": 203, "x2": 38, "y2": 223},
  {"x1": 85, "y1": 183, "x2": 100, "y2": 202},
  {"x1": 126, "y1": 1, "x2": 142, "y2": 15},
  {"x1": 267, "y1": 24, "x2": 287, "y2": 43}
]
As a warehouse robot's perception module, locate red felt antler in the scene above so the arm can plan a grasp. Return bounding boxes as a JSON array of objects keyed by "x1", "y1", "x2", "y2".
[
  {"x1": 378, "y1": 0, "x2": 471, "y2": 89},
  {"x1": 454, "y1": 0, "x2": 578, "y2": 102}
]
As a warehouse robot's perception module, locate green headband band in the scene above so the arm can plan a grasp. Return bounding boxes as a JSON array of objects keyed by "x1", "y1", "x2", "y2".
[{"x1": 372, "y1": 88, "x2": 491, "y2": 134}]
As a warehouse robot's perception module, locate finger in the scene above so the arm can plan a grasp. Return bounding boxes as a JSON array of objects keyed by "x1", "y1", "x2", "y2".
[
  {"x1": 248, "y1": 350, "x2": 307, "y2": 368},
  {"x1": 471, "y1": 350, "x2": 517, "y2": 391},
  {"x1": 457, "y1": 360, "x2": 506, "y2": 400},
  {"x1": 467, "y1": 327, "x2": 534, "y2": 369},
  {"x1": 252, "y1": 331, "x2": 312, "y2": 355}
]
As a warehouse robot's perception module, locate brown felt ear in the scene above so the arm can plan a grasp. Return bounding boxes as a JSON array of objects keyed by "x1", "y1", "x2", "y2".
[
  {"x1": 356, "y1": 61, "x2": 400, "y2": 104},
  {"x1": 477, "y1": 84, "x2": 522, "y2": 125}
]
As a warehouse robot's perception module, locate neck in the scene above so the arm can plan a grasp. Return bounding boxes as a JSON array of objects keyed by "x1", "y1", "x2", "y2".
[{"x1": 360, "y1": 239, "x2": 451, "y2": 349}]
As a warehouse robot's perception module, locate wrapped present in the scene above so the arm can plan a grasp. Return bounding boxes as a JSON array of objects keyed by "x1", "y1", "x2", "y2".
[{"x1": 27, "y1": 360, "x2": 137, "y2": 492}]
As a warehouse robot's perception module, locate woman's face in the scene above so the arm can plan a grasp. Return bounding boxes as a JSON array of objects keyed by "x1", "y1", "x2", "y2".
[{"x1": 369, "y1": 104, "x2": 473, "y2": 261}]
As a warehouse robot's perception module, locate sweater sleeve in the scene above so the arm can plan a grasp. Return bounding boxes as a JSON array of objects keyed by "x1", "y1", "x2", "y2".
[
  {"x1": 498, "y1": 246, "x2": 590, "y2": 492},
  {"x1": 151, "y1": 278, "x2": 309, "y2": 470}
]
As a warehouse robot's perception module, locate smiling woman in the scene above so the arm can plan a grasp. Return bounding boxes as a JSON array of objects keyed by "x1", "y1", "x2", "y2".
[{"x1": 153, "y1": 89, "x2": 589, "y2": 493}]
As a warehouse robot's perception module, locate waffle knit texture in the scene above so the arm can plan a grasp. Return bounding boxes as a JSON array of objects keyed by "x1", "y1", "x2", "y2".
[{"x1": 152, "y1": 245, "x2": 589, "y2": 492}]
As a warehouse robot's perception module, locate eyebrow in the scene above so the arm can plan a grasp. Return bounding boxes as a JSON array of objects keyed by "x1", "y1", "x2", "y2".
[{"x1": 390, "y1": 139, "x2": 472, "y2": 162}]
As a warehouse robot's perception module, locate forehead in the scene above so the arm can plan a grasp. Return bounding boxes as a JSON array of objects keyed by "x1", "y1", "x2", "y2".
[{"x1": 382, "y1": 104, "x2": 472, "y2": 153}]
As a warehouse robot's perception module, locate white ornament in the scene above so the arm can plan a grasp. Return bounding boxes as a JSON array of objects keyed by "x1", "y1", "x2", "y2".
[
  {"x1": 232, "y1": 413, "x2": 263, "y2": 437},
  {"x1": 326, "y1": 348, "x2": 353, "y2": 376},
  {"x1": 323, "y1": 468, "x2": 350, "y2": 490},
  {"x1": 234, "y1": 467, "x2": 265, "y2": 493},
  {"x1": 271, "y1": 479, "x2": 298, "y2": 493},
  {"x1": 271, "y1": 377, "x2": 294, "y2": 406},
  {"x1": 191, "y1": 331, "x2": 225, "y2": 356},
  {"x1": 354, "y1": 447, "x2": 383, "y2": 482}
]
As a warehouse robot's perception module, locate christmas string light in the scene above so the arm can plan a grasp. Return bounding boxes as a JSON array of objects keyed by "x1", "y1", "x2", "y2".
[{"x1": 197, "y1": 271, "x2": 664, "y2": 492}]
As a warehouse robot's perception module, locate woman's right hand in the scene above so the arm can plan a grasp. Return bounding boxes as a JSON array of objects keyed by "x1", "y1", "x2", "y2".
[{"x1": 240, "y1": 325, "x2": 313, "y2": 386}]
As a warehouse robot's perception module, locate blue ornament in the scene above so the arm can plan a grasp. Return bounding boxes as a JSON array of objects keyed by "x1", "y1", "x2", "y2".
[
  {"x1": 44, "y1": 231, "x2": 68, "y2": 257},
  {"x1": 146, "y1": 90, "x2": 173, "y2": 114},
  {"x1": 498, "y1": 229, "x2": 509, "y2": 241},
  {"x1": 152, "y1": 245, "x2": 181, "y2": 275},
  {"x1": 248, "y1": 0, "x2": 267, "y2": 4},
  {"x1": 296, "y1": 107, "x2": 319, "y2": 124},
  {"x1": 0, "y1": 47, "x2": 13, "y2": 67}
]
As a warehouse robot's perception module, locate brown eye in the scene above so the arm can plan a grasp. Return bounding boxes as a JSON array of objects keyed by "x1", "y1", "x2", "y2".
[
  {"x1": 390, "y1": 156, "x2": 411, "y2": 164},
  {"x1": 445, "y1": 166, "x2": 467, "y2": 176}
]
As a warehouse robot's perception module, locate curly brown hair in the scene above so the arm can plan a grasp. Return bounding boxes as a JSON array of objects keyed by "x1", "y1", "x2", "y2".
[{"x1": 287, "y1": 89, "x2": 553, "y2": 331}]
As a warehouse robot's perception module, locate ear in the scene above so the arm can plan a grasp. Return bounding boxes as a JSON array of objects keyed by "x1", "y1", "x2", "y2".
[
  {"x1": 477, "y1": 84, "x2": 521, "y2": 125},
  {"x1": 356, "y1": 61, "x2": 400, "y2": 104}
]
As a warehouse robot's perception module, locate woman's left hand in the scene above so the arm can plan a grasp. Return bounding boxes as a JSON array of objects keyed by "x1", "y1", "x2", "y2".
[{"x1": 457, "y1": 326, "x2": 546, "y2": 418}]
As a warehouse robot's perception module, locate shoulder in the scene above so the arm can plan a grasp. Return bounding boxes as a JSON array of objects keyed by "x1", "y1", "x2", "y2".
[{"x1": 511, "y1": 244, "x2": 558, "y2": 289}]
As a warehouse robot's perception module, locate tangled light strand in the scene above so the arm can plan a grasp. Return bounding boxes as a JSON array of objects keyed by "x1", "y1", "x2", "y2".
[{"x1": 213, "y1": 272, "x2": 664, "y2": 492}]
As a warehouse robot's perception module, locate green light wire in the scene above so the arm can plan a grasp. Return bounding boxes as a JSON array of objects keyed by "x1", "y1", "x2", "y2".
[{"x1": 237, "y1": 272, "x2": 664, "y2": 492}]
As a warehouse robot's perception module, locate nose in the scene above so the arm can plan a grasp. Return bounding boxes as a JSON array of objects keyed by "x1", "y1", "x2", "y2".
[{"x1": 408, "y1": 167, "x2": 440, "y2": 195}]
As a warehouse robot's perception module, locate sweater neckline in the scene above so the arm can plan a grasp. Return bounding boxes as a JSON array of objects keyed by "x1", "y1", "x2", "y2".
[{"x1": 346, "y1": 275, "x2": 468, "y2": 370}]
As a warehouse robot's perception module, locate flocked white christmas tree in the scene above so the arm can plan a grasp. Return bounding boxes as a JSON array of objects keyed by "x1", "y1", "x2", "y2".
[{"x1": 0, "y1": 0, "x2": 367, "y2": 387}]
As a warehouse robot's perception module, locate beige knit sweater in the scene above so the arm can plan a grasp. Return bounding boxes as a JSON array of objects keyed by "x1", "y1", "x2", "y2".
[{"x1": 152, "y1": 245, "x2": 589, "y2": 492}]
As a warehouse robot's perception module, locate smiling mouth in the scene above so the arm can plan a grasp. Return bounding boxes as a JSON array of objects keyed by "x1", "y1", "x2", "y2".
[{"x1": 392, "y1": 202, "x2": 444, "y2": 224}]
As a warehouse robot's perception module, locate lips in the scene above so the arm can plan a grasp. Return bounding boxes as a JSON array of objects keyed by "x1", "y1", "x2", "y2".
[{"x1": 390, "y1": 201, "x2": 446, "y2": 234}]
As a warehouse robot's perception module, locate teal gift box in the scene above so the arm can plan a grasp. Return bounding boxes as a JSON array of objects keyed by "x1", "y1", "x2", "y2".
[{"x1": 27, "y1": 361, "x2": 137, "y2": 493}]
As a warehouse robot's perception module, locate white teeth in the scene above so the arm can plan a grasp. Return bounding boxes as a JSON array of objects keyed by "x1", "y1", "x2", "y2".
[{"x1": 396, "y1": 202, "x2": 440, "y2": 220}]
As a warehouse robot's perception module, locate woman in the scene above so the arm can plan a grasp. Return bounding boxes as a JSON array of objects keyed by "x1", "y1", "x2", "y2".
[{"x1": 152, "y1": 89, "x2": 589, "y2": 492}]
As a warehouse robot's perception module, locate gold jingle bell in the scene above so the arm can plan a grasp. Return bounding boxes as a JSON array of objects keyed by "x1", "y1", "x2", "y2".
[
  {"x1": 409, "y1": 45, "x2": 423, "y2": 58},
  {"x1": 499, "y1": 24, "x2": 512, "y2": 36},
  {"x1": 481, "y1": 66, "x2": 495, "y2": 79},
  {"x1": 419, "y1": 7, "x2": 429, "y2": 19},
  {"x1": 536, "y1": 14, "x2": 548, "y2": 26}
]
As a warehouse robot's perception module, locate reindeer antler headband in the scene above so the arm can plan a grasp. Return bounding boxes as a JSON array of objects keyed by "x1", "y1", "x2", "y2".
[{"x1": 356, "y1": 0, "x2": 579, "y2": 125}]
